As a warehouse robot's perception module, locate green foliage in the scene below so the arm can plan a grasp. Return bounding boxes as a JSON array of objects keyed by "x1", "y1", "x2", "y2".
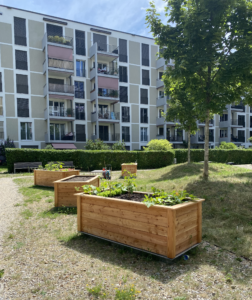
[
  {"x1": 43, "y1": 161, "x2": 71, "y2": 171},
  {"x1": 0, "y1": 137, "x2": 15, "y2": 156},
  {"x1": 85, "y1": 139, "x2": 111, "y2": 150},
  {"x1": 115, "y1": 285, "x2": 139, "y2": 299},
  {"x1": 124, "y1": 172, "x2": 137, "y2": 194},
  {"x1": 216, "y1": 142, "x2": 237, "y2": 149},
  {"x1": 45, "y1": 144, "x2": 53, "y2": 150},
  {"x1": 143, "y1": 188, "x2": 195, "y2": 208},
  {"x1": 6, "y1": 149, "x2": 175, "y2": 173},
  {"x1": 86, "y1": 284, "x2": 106, "y2": 298},
  {"x1": 144, "y1": 139, "x2": 173, "y2": 151},
  {"x1": 112, "y1": 140, "x2": 126, "y2": 150},
  {"x1": 0, "y1": 269, "x2": 4, "y2": 278}
]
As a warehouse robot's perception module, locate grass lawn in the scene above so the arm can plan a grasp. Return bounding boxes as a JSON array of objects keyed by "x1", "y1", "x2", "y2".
[{"x1": 1, "y1": 163, "x2": 252, "y2": 299}]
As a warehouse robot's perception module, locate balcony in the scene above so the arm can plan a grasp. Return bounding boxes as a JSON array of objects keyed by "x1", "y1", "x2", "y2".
[
  {"x1": 45, "y1": 132, "x2": 75, "y2": 143},
  {"x1": 43, "y1": 58, "x2": 74, "y2": 77},
  {"x1": 156, "y1": 57, "x2": 165, "y2": 69},
  {"x1": 231, "y1": 119, "x2": 245, "y2": 127},
  {"x1": 91, "y1": 111, "x2": 120, "y2": 123},
  {"x1": 219, "y1": 119, "x2": 230, "y2": 128},
  {"x1": 156, "y1": 78, "x2": 164, "y2": 89},
  {"x1": 198, "y1": 135, "x2": 205, "y2": 142},
  {"x1": 156, "y1": 96, "x2": 167, "y2": 107},
  {"x1": 156, "y1": 117, "x2": 165, "y2": 126},
  {"x1": 231, "y1": 135, "x2": 245, "y2": 143},
  {"x1": 91, "y1": 133, "x2": 120, "y2": 142},
  {"x1": 89, "y1": 43, "x2": 119, "y2": 60},
  {"x1": 43, "y1": 33, "x2": 73, "y2": 49},
  {"x1": 91, "y1": 88, "x2": 119, "y2": 103},
  {"x1": 122, "y1": 134, "x2": 130, "y2": 142},
  {"x1": 167, "y1": 135, "x2": 183, "y2": 142},
  {"x1": 231, "y1": 104, "x2": 245, "y2": 112},
  {"x1": 156, "y1": 134, "x2": 165, "y2": 140},
  {"x1": 198, "y1": 119, "x2": 214, "y2": 126},
  {"x1": 90, "y1": 67, "x2": 119, "y2": 79},
  {"x1": 44, "y1": 83, "x2": 75, "y2": 99},
  {"x1": 44, "y1": 107, "x2": 75, "y2": 120},
  {"x1": 219, "y1": 136, "x2": 229, "y2": 143}
]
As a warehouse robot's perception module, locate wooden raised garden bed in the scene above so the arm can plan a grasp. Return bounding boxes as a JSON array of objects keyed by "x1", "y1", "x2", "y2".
[
  {"x1": 34, "y1": 169, "x2": 80, "y2": 187},
  {"x1": 77, "y1": 192, "x2": 204, "y2": 259},
  {"x1": 121, "y1": 163, "x2": 137, "y2": 177},
  {"x1": 54, "y1": 175, "x2": 100, "y2": 207}
]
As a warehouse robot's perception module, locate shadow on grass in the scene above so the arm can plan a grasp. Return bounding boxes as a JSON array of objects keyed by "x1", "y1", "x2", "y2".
[
  {"x1": 39, "y1": 206, "x2": 77, "y2": 218},
  {"x1": 30, "y1": 185, "x2": 54, "y2": 191}
]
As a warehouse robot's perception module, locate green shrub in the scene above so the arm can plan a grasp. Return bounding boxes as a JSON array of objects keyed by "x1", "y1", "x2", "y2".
[
  {"x1": 216, "y1": 142, "x2": 237, "y2": 149},
  {"x1": 85, "y1": 139, "x2": 110, "y2": 150},
  {"x1": 0, "y1": 137, "x2": 15, "y2": 156},
  {"x1": 144, "y1": 139, "x2": 173, "y2": 151},
  {"x1": 112, "y1": 140, "x2": 126, "y2": 150},
  {"x1": 5, "y1": 149, "x2": 175, "y2": 173}
]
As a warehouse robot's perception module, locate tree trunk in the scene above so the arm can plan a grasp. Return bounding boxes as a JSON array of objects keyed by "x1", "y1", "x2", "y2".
[
  {"x1": 188, "y1": 130, "x2": 191, "y2": 164},
  {"x1": 203, "y1": 110, "x2": 210, "y2": 179}
]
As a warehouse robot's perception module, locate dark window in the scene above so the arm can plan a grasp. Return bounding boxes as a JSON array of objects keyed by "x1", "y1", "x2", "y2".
[
  {"x1": 47, "y1": 24, "x2": 63, "y2": 37},
  {"x1": 76, "y1": 124, "x2": 86, "y2": 142},
  {"x1": 21, "y1": 145, "x2": 38, "y2": 149},
  {"x1": 142, "y1": 44, "x2": 149, "y2": 66},
  {"x1": 76, "y1": 30, "x2": 85, "y2": 56},
  {"x1": 125, "y1": 146, "x2": 130, "y2": 150},
  {"x1": 142, "y1": 70, "x2": 150, "y2": 85},
  {"x1": 122, "y1": 107, "x2": 130, "y2": 122},
  {"x1": 16, "y1": 74, "x2": 28, "y2": 94},
  {"x1": 17, "y1": 98, "x2": 29, "y2": 117},
  {"x1": 0, "y1": 73, "x2": 2, "y2": 92},
  {"x1": 140, "y1": 108, "x2": 148, "y2": 123},
  {"x1": 122, "y1": 126, "x2": 130, "y2": 142},
  {"x1": 48, "y1": 78, "x2": 64, "y2": 85},
  {"x1": 93, "y1": 33, "x2": 107, "y2": 51},
  {"x1": 75, "y1": 81, "x2": 85, "y2": 99},
  {"x1": 120, "y1": 86, "x2": 128, "y2": 103},
  {"x1": 159, "y1": 72, "x2": 163, "y2": 79},
  {"x1": 14, "y1": 17, "x2": 26, "y2": 46},
  {"x1": 140, "y1": 89, "x2": 148, "y2": 104},
  {"x1": 220, "y1": 114, "x2": 228, "y2": 122},
  {"x1": 159, "y1": 127, "x2": 164, "y2": 136},
  {"x1": 75, "y1": 103, "x2": 85, "y2": 120},
  {"x1": 119, "y1": 66, "x2": 127, "y2": 82},
  {"x1": 119, "y1": 39, "x2": 127, "y2": 62},
  {"x1": 15, "y1": 50, "x2": 28, "y2": 70}
]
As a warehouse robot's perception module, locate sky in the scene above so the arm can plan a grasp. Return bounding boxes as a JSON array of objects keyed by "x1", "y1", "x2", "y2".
[{"x1": 0, "y1": 0, "x2": 168, "y2": 37}]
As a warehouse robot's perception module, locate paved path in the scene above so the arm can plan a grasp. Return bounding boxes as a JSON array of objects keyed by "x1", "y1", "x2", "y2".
[{"x1": 234, "y1": 164, "x2": 252, "y2": 170}]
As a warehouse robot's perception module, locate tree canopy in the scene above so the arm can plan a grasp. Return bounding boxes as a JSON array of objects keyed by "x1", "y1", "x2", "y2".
[{"x1": 144, "y1": 139, "x2": 173, "y2": 151}]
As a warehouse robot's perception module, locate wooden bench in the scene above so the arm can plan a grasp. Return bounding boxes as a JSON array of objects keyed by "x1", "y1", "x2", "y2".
[
  {"x1": 14, "y1": 162, "x2": 42, "y2": 173},
  {"x1": 49, "y1": 161, "x2": 75, "y2": 168}
]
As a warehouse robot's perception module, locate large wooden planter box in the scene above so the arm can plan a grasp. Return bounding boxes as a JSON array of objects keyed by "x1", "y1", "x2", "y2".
[
  {"x1": 54, "y1": 175, "x2": 100, "y2": 207},
  {"x1": 77, "y1": 192, "x2": 204, "y2": 259},
  {"x1": 121, "y1": 163, "x2": 137, "y2": 177},
  {"x1": 34, "y1": 169, "x2": 80, "y2": 187}
]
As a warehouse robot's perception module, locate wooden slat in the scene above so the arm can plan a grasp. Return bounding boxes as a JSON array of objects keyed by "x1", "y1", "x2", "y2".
[
  {"x1": 83, "y1": 210, "x2": 167, "y2": 237},
  {"x1": 176, "y1": 210, "x2": 198, "y2": 225},
  {"x1": 54, "y1": 182, "x2": 58, "y2": 207},
  {"x1": 176, "y1": 205, "x2": 198, "y2": 218},
  {"x1": 83, "y1": 218, "x2": 167, "y2": 246},
  {"x1": 176, "y1": 235, "x2": 198, "y2": 255},
  {"x1": 167, "y1": 209, "x2": 176, "y2": 259},
  {"x1": 83, "y1": 225, "x2": 167, "y2": 256},
  {"x1": 82, "y1": 195, "x2": 167, "y2": 217},
  {"x1": 176, "y1": 226, "x2": 198, "y2": 245},
  {"x1": 197, "y1": 202, "x2": 202, "y2": 243},
  {"x1": 83, "y1": 203, "x2": 167, "y2": 227},
  {"x1": 176, "y1": 216, "x2": 198, "y2": 234},
  {"x1": 77, "y1": 195, "x2": 81, "y2": 231}
]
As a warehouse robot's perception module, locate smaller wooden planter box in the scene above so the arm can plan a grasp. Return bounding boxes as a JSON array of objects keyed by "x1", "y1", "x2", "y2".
[
  {"x1": 77, "y1": 192, "x2": 204, "y2": 259},
  {"x1": 34, "y1": 169, "x2": 80, "y2": 187},
  {"x1": 121, "y1": 163, "x2": 137, "y2": 177},
  {"x1": 54, "y1": 175, "x2": 100, "y2": 207}
]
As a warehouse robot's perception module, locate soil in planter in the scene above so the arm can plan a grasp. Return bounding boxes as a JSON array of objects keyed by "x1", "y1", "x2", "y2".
[
  {"x1": 111, "y1": 193, "x2": 146, "y2": 202},
  {"x1": 64, "y1": 176, "x2": 95, "y2": 182}
]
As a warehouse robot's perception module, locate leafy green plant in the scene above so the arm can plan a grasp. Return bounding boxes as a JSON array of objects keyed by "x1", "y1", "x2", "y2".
[
  {"x1": 86, "y1": 284, "x2": 106, "y2": 298},
  {"x1": 85, "y1": 139, "x2": 111, "y2": 150},
  {"x1": 216, "y1": 142, "x2": 237, "y2": 150},
  {"x1": 115, "y1": 285, "x2": 140, "y2": 299},
  {"x1": 144, "y1": 139, "x2": 173, "y2": 151},
  {"x1": 124, "y1": 172, "x2": 136, "y2": 196},
  {"x1": 0, "y1": 137, "x2": 15, "y2": 157},
  {"x1": 112, "y1": 140, "x2": 126, "y2": 150},
  {"x1": 45, "y1": 144, "x2": 53, "y2": 150}
]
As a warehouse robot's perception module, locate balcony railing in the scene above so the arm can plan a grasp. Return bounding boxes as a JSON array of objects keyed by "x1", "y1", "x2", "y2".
[
  {"x1": 122, "y1": 134, "x2": 130, "y2": 142},
  {"x1": 198, "y1": 135, "x2": 205, "y2": 142},
  {"x1": 96, "y1": 43, "x2": 119, "y2": 54},
  {"x1": 122, "y1": 115, "x2": 130, "y2": 122},
  {"x1": 167, "y1": 135, "x2": 183, "y2": 142},
  {"x1": 97, "y1": 111, "x2": 120, "y2": 121},
  {"x1": 48, "y1": 83, "x2": 74, "y2": 94},
  {"x1": 231, "y1": 119, "x2": 245, "y2": 127},
  {"x1": 48, "y1": 107, "x2": 75, "y2": 118},
  {"x1": 76, "y1": 133, "x2": 86, "y2": 142},
  {"x1": 98, "y1": 88, "x2": 119, "y2": 98},
  {"x1": 75, "y1": 109, "x2": 85, "y2": 120},
  {"x1": 48, "y1": 132, "x2": 75, "y2": 141},
  {"x1": 141, "y1": 135, "x2": 148, "y2": 142},
  {"x1": 141, "y1": 97, "x2": 148, "y2": 105},
  {"x1": 142, "y1": 78, "x2": 150, "y2": 85},
  {"x1": 17, "y1": 84, "x2": 28, "y2": 94},
  {"x1": 141, "y1": 116, "x2": 148, "y2": 124},
  {"x1": 47, "y1": 35, "x2": 73, "y2": 47},
  {"x1": 16, "y1": 60, "x2": 28, "y2": 70},
  {"x1": 75, "y1": 91, "x2": 85, "y2": 99},
  {"x1": 97, "y1": 67, "x2": 119, "y2": 76},
  {"x1": 156, "y1": 96, "x2": 167, "y2": 107},
  {"x1": 93, "y1": 133, "x2": 120, "y2": 142},
  {"x1": 231, "y1": 135, "x2": 245, "y2": 143},
  {"x1": 48, "y1": 58, "x2": 74, "y2": 70},
  {"x1": 231, "y1": 104, "x2": 245, "y2": 111}
]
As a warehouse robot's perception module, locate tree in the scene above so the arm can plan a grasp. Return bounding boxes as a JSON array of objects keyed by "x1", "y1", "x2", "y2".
[
  {"x1": 216, "y1": 142, "x2": 237, "y2": 149},
  {"x1": 0, "y1": 137, "x2": 15, "y2": 156},
  {"x1": 144, "y1": 139, "x2": 173, "y2": 151},
  {"x1": 85, "y1": 139, "x2": 111, "y2": 150},
  {"x1": 146, "y1": 0, "x2": 252, "y2": 179},
  {"x1": 111, "y1": 140, "x2": 126, "y2": 150}
]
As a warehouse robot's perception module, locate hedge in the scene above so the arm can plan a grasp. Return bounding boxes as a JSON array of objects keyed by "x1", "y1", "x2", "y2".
[
  {"x1": 174, "y1": 149, "x2": 252, "y2": 164},
  {"x1": 5, "y1": 149, "x2": 175, "y2": 173}
]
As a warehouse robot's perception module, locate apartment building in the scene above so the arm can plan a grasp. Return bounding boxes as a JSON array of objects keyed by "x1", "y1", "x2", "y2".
[{"x1": 0, "y1": 5, "x2": 251, "y2": 150}]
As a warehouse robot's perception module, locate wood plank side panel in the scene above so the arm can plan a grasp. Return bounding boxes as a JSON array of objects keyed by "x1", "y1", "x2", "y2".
[
  {"x1": 167, "y1": 209, "x2": 176, "y2": 259},
  {"x1": 34, "y1": 170, "x2": 79, "y2": 187},
  {"x1": 122, "y1": 165, "x2": 137, "y2": 177},
  {"x1": 77, "y1": 195, "x2": 82, "y2": 231},
  {"x1": 54, "y1": 182, "x2": 58, "y2": 207},
  {"x1": 197, "y1": 202, "x2": 202, "y2": 243}
]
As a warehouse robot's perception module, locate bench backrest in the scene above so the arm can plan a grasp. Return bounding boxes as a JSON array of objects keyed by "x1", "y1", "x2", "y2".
[
  {"x1": 49, "y1": 161, "x2": 75, "y2": 168},
  {"x1": 14, "y1": 162, "x2": 42, "y2": 168}
]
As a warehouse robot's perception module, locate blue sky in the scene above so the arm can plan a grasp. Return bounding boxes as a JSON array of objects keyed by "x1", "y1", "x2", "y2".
[{"x1": 0, "y1": 0, "x2": 167, "y2": 37}]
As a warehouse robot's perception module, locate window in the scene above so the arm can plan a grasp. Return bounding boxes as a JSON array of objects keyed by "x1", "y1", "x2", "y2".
[
  {"x1": 120, "y1": 86, "x2": 128, "y2": 103},
  {"x1": 119, "y1": 39, "x2": 127, "y2": 62},
  {"x1": 220, "y1": 129, "x2": 227, "y2": 138},
  {"x1": 122, "y1": 126, "x2": 130, "y2": 142},
  {"x1": 159, "y1": 90, "x2": 164, "y2": 97},
  {"x1": 47, "y1": 24, "x2": 62, "y2": 37},
  {"x1": 140, "y1": 108, "x2": 148, "y2": 123},
  {"x1": 21, "y1": 122, "x2": 32, "y2": 140},
  {"x1": 75, "y1": 81, "x2": 85, "y2": 99},
  {"x1": 142, "y1": 70, "x2": 150, "y2": 85},
  {"x1": 17, "y1": 98, "x2": 29, "y2": 117},
  {"x1": 75, "y1": 103, "x2": 85, "y2": 120},
  {"x1": 0, "y1": 73, "x2": 2, "y2": 92},
  {"x1": 0, "y1": 121, "x2": 4, "y2": 140},
  {"x1": 21, "y1": 145, "x2": 38, "y2": 149},
  {"x1": 220, "y1": 114, "x2": 228, "y2": 122},
  {"x1": 159, "y1": 72, "x2": 163, "y2": 79},
  {"x1": 16, "y1": 74, "x2": 28, "y2": 94},
  {"x1": 122, "y1": 106, "x2": 130, "y2": 122},
  {"x1": 142, "y1": 44, "x2": 149, "y2": 66},
  {"x1": 119, "y1": 66, "x2": 127, "y2": 82},
  {"x1": 141, "y1": 128, "x2": 148, "y2": 142},
  {"x1": 93, "y1": 33, "x2": 107, "y2": 51},
  {"x1": 14, "y1": 17, "x2": 26, "y2": 46},
  {"x1": 75, "y1": 30, "x2": 85, "y2": 56},
  {"x1": 15, "y1": 50, "x2": 28, "y2": 70},
  {"x1": 140, "y1": 89, "x2": 148, "y2": 104},
  {"x1": 76, "y1": 60, "x2": 85, "y2": 77},
  {"x1": 0, "y1": 98, "x2": 3, "y2": 116},
  {"x1": 49, "y1": 101, "x2": 66, "y2": 117},
  {"x1": 159, "y1": 109, "x2": 164, "y2": 118},
  {"x1": 158, "y1": 127, "x2": 164, "y2": 136},
  {"x1": 76, "y1": 124, "x2": 86, "y2": 141},
  {"x1": 49, "y1": 78, "x2": 64, "y2": 85}
]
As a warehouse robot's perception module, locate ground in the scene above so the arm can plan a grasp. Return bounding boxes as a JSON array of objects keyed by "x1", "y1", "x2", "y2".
[{"x1": 0, "y1": 163, "x2": 252, "y2": 299}]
